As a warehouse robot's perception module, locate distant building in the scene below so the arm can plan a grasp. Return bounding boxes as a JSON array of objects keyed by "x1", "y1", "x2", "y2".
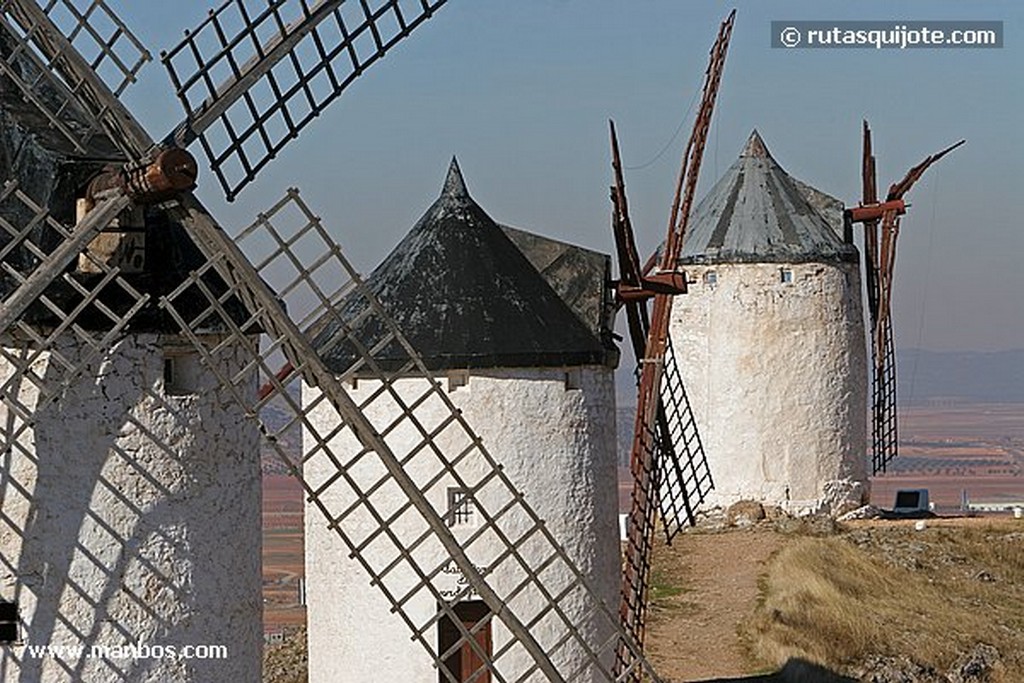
[
  {"x1": 670, "y1": 131, "x2": 868, "y2": 515},
  {"x1": 302, "y1": 160, "x2": 621, "y2": 681}
]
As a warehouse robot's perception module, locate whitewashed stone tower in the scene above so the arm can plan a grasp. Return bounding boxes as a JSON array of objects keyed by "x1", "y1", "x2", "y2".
[
  {"x1": 303, "y1": 159, "x2": 621, "y2": 681},
  {"x1": 0, "y1": 91, "x2": 262, "y2": 680},
  {"x1": 670, "y1": 131, "x2": 868, "y2": 515}
]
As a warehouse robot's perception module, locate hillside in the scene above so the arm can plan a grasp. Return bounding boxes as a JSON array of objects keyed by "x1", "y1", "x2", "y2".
[{"x1": 646, "y1": 515, "x2": 1021, "y2": 683}]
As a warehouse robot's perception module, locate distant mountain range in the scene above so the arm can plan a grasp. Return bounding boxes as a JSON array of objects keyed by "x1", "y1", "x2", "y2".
[{"x1": 896, "y1": 348, "x2": 1024, "y2": 405}]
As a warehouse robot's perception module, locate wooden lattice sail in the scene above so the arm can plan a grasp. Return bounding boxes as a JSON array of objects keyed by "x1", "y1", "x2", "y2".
[{"x1": 0, "y1": 1, "x2": 667, "y2": 679}]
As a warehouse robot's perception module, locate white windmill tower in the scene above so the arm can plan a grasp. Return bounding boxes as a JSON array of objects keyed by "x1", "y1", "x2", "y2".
[
  {"x1": 302, "y1": 158, "x2": 622, "y2": 681},
  {"x1": 668, "y1": 130, "x2": 869, "y2": 515},
  {"x1": 0, "y1": 1, "x2": 665, "y2": 682},
  {"x1": 0, "y1": 5, "x2": 261, "y2": 680}
]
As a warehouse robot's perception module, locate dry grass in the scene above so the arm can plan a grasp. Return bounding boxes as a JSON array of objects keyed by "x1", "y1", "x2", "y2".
[
  {"x1": 263, "y1": 627, "x2": 307, "y2": 683},
  {"x1": 744, "y1": 520, "x2": 1024, "y2": 677}
]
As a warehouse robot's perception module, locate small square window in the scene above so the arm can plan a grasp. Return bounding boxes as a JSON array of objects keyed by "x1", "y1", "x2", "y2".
[
  {"x1": 703, "y1": 270, "x2": 718, "y2": 286},
  {"x1": 163, "y1": 352, "x2": 199, "y2": 396},
  {"x1": 564, "y1": 369, "x2": 582, "y2": 391},
  {"x1": 163, "y1": 358, "x2": 177, "y2": 388},
  {"x1": 780, "y1": 269, "x2": 794, "y2": 284},
  {"x1": 446, "y1": 488, "x2": 476, "y2": 528}
]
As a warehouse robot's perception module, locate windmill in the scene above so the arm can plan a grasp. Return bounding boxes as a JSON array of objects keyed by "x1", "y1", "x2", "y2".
[
  {"x1": 0, "y1": 1, "x2": 663, "y2": 681},
  {"x1": 847, "y1": 121, "x2": 963, "y2": 475},
  {"x1": 610, "y1": 10, "x2": 734, "y2": 679}
]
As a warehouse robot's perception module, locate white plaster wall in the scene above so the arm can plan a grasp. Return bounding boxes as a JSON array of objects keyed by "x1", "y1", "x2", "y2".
[
  {"x1": 0, "y1": 333, "x2": 261, "y2": 682},
  {"x1": 304, "y1": 366, "x2": 619, "y2": 682},
  {"x1": 670, "y1": 262, "x2": 867, "y2": 513}
]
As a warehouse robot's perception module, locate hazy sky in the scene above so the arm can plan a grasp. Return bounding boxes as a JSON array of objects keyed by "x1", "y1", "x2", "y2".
[{"x1": 114, "y1": 1, "x2": 1022, "y2": 353}]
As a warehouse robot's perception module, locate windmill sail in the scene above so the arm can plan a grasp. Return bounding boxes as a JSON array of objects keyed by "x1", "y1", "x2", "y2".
[
  {"x1": 162, "y1": 0, "x2": 448, "y2": 201},
  {"x1": 859, "y1": 122, "x2": 898, "y2": 475},
  {"x1": 0, "y1": 1, "x2": 668, "y2": 679},
  {"x1": 855, "y1": 122, "x2": 964, "y2": 475},
  {"x1": 656, "y1": 335, "x2": 713, "y2": 537},
  {"x1": 26, "y1": 0, "x2": 150, "y2": 97},
  {"x1": 870, "y1": 317, "x2": 898, "y2": 474},
  {"x1": 608, "y1": 122, "x2": 712, "y2": 540},
  {"x1": 1, "y1": 0, "x2": 153, "y2": 158},
  {"x1": 616, "y1": 11, "x2": 734, "y2": 679}
]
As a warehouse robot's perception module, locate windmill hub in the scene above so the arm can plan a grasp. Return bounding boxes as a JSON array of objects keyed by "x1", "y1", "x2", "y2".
[
  {"x1": 123, "y1": 147, "x2": 199, "y2": 203},
  {"x1": 85, "y1": 147, "x2": 198, "y2": 206},
  {"x1": 616, "y1": 270, "x2": 689, "y2": 302}
]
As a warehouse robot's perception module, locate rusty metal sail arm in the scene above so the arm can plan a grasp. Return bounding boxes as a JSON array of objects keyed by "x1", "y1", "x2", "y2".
[
  {"x1": 609, "y1": 120, "x2": 653, "y2": 348},
  {"x1": 848, "y1": 125, "x2": 964, "y2": 355},
  {"x1": 847, "y1": 121, "x2": 963, "y2": 474},
  {"x1": 875, "y1": 137, "x2": 964, "y2": 337},
  {"x1": 616, "y1": 9, "x2": 736, "y2": 679},
  {"x1": 610, "y1": 122, "x2": 705, "y2": 535},
  {"x1": 609, "y1": 122, "x2": 645, "y2": 291},
  {"x1": 887, "y1": 139, "x2": 965, "y2": 202},
  {"x1": 612, "y1": 122, "x2": 686, "y2": 304}
]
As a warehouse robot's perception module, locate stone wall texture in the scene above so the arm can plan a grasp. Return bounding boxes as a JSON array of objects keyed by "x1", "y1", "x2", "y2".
[
  {"x1": 670, "y1": 262, "x2": 868, "y2": 514},
  {"x1": 0, "y1": 333, "x2": 261, "y2": 682}
]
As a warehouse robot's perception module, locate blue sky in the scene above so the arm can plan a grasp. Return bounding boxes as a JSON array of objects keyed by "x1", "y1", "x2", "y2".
[{"x1": 114, "y1": 1, "x2": 1022, "y2": 353}]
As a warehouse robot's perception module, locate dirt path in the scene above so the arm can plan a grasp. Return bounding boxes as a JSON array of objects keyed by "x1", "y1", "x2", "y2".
[{"x1": 644, "y1": 528, "x2": 784, "y2": 682}]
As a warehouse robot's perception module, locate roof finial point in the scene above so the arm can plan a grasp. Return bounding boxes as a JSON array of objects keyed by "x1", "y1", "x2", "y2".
[
  {"x1": 442, "y1": 156, "x2": 469, "y2": 200},
  {"x1": 742, "y1": 129, "x2": 771, "y2": 159}
]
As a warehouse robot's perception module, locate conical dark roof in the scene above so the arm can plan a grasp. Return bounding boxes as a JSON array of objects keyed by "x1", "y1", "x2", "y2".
[
  {"x1": 678, "y1": 130, "x2": 857, "y2": 265},
  {"x1": 314, "y1": 159, "x2": 614, "y2": 373}
]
